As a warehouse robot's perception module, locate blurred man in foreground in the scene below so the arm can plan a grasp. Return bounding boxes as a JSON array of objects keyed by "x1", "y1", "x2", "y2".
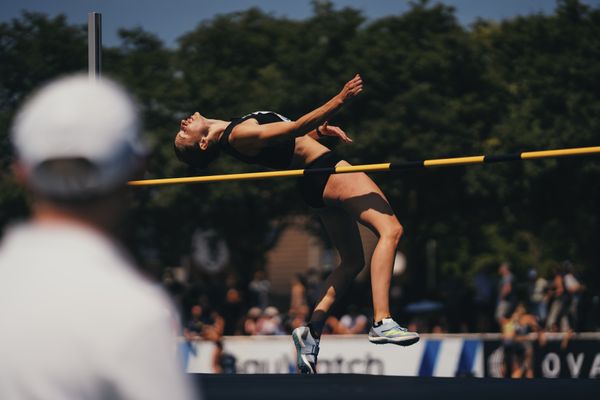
[{"x1": 0, "y1": 75, "x2": 196, "y2": 400}]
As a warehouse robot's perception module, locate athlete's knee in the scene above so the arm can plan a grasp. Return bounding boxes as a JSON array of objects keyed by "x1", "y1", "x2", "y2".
[{"x1": 380, "y1": 221, "x2": 403, "y2": 244}]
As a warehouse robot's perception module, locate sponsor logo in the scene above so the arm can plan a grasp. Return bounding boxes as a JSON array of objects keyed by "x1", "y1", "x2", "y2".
[{"x1": 237, "y1": 354, "x2": 384, "y2": 374}]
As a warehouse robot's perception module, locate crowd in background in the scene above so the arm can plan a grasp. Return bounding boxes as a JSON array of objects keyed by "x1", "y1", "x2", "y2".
[
  {"x1": 160, "y1": 259, "x2": 593, "y2": 344},
  {"x1": 159, "y1": 258, "x2": 595, "y2": 377},
  {"x1": 163, "y1": 266, "x2": 372, "y2": 343}
]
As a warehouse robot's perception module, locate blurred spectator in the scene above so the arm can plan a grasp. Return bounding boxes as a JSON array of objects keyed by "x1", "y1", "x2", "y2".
[
  {"x1": 162, "y1": 267, "x2": 187, "y2": 315},
  {"x1": 407, "y1": 319, "x2": 424, "y2": 333},
  {"x1": 473, "y1": 267, "x2": 494, "y2": 332},
  {"x1": 212, "y1": 340, "x2": 237, "y2": 374},
  {"x1": 495, "y1": 262, "x2": 516, "y2": 325},
  {"x1": 290, "y1": 274, "x2": 307, "y2": 310},
  {"x1": 286, "y1": 304, "x2": 310, "y2": 333},
  {"x1": 528, "y1": 268, "x2": 549, "y2": 325},
  {"x1": 257, "y1": 306, "x2": 285, "y2": 335},
  {"x1": 546, "y1": 263, "x2": 569, "y2": 332},
  {"x1": 563, "y1": 261, "x2": 584, "y2": 331},
  {"x1": 546, "y1": 261, "x2": 585, "y2": 332},
  {"x1": 338, "y1": 305, "x2": 369, "y2": 334},
  {"x1": 185, "y1": 304, "x2": 224, "y2": 341},
  {"x1": 431, "y1": 317, "x2": 449, "y2": 334},
  {"x1": 500, "y1": 303, "x2": 544, "y2": 378},
  {"x1": 248, "y1": 270, "x2": 271, "y2": 309},
  {"x1": 325, "y1": 305, "x2": 369, "y2": 335},
  {"x1": 590, "y1": 295, "x2": 600, "y2": 331},
  {"x1": 243, "y1": 307, "x2": 262, "y2": 335},
  {"x1": 324, "y1": 316, "x2": 342, "y2": 334},
  {"x1": 0, "y1": 75, "x2": 195, "y2": 400},
  {"x1": 546, "y1": 266, "x2": 561, "y2": 331},
  {"x1": 222, "y1": 288, "x2": 244, "y2": 335}
]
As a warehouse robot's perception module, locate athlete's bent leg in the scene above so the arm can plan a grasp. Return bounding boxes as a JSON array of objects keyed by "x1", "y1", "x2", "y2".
[
  {"x1": 310, "y1": 207, "x2": 365, "y2": 332},
  {"x1": 323, "y1": 161, "x2": 419, "y2": 346},
  {"x1": 293, "y1": 207, "x2": 365, "y2": 374}
]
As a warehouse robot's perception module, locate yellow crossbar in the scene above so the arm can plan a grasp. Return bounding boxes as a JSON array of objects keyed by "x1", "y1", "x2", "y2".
[
  {"x1": 424, "y1": 156, "x2": 485, "y2": 167},
  {"x1": 128, "y1": 146, "x2": 600, "y2": 187}
]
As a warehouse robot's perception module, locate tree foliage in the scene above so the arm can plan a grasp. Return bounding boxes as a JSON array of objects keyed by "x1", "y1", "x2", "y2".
[{"x1": 1, "y1": 0, "x2": 599, "y2": 293}]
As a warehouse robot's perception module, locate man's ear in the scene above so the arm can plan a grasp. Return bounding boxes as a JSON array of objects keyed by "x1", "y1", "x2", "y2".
[
  {"x1": 199, "y1": 137, "x2": 208, "y2": 150},
  {"x1": 12, "y1": 161, "x2": 28, "y2": 185}
]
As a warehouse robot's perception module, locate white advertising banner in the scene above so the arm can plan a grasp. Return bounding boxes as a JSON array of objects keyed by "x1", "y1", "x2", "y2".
[{"x1": 183, "y1": 334, "x2": 483, "y2": 377}]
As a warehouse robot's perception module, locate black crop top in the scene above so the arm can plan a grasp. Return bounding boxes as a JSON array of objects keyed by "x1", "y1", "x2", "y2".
[{"x1": 218, "y1": 111, "x2": 296, "y2": 169}]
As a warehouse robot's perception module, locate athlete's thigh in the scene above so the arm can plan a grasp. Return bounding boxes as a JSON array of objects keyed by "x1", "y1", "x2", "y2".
[
  {"x1": 323, "y1": 161, "x2": 399, "y2": 235},
  {"x1": 315, "y1": 206, "x2": 364, "y2": 263}
]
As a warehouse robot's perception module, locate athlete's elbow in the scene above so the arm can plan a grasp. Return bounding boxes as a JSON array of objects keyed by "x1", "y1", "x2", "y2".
[{"x1": 289, "y1": 120, "x2": 313, "y2": 137}]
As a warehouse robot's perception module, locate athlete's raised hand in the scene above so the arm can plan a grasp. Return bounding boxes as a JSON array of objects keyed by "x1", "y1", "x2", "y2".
[
  {"x1": 318, "y1": 122, "x2": 353, "y2": 143},
  {"x1": 338, "y1": 74, "x2": 363, "y2": 103}
]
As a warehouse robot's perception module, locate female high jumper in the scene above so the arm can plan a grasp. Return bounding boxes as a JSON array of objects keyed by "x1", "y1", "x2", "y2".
[{"x1": 174, "y1": 74, "x2": 419, "y2": 374}]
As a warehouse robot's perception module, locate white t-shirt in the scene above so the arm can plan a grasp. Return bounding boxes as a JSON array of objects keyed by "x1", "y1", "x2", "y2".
[
  {"x1": 564, "y1": 273, "x2": 581, "y2": 293},
  {"x1": 0, "y1": 222, "x2": 197, "y2": 400}
]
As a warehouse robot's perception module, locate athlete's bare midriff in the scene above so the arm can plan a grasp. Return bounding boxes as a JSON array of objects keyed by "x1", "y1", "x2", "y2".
[{"x1": 292, "y1": 136, "x2": 333, "y2": 168}]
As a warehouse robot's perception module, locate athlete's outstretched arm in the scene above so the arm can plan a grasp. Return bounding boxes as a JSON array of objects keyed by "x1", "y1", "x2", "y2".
[{"x1": 231, "y1": 74, "x2": 362, "y2": 145}]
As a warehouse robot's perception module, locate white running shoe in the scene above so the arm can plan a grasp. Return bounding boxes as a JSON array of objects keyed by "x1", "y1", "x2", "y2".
[
  {"x1": 292, "y1": 326, "x2": 320, "y2": 374},
  {"x1": 368, "y1": 318, "x2": 420, "y2": 346}
]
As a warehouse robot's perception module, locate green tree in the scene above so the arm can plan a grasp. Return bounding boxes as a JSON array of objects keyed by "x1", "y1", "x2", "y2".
[
  {"x1": 0, "y1": 12, "x2": 87, "y2": 226},
  {"x1": 1, "y1": 1, "x2": 599, "y2": 306}
]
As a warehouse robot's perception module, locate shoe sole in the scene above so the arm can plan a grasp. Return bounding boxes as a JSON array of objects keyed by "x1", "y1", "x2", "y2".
[
  {"x1": 368, "y1": 335, "x2": 420, "y2": 346},
  {"x1": 292, "y1": 330, "x2": 316, "y2": 374}
]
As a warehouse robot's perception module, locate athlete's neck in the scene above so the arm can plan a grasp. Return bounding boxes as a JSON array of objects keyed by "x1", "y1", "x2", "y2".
[{"x1": 206, "y1": 119, "x2": 229, "y2": 140}]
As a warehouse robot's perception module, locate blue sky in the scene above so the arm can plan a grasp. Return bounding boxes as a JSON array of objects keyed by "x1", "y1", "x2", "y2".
[{"x1": 2, "y1": 0, "x2": 600, "y2": 47}]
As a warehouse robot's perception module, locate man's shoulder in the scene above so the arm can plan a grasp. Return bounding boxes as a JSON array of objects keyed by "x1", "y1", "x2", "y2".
[{"x1": 0, "y1": 223, "x2": 175, "y2": 329}]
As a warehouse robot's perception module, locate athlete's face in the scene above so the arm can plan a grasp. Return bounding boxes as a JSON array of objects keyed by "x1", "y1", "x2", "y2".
[
  {"x1": 180, "y1": 112, "x2": 202, "y2": 130},
  {"x1": 180, "y1": 112, "x2": 207, "y2": 136},
  {"x1": 177, "y1": 112, "x2": 209, "y2": 149}
]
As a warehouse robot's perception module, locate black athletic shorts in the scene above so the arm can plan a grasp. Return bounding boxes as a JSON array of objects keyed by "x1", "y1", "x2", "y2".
[{"x1": 297, "y1": 151, "x2": 342, "y2": 208}]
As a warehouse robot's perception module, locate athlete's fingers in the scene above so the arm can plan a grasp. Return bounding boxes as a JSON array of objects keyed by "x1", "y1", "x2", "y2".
[
  {"x1": 340, "y1": 131, "x2": 352, "y2": 143},
  {"x1": 335, "y1": 129, "x2": 346, "y2": 141},
  {"x1": 346, "y1": 75, "x2": 360, "y2": 87},
  {"x1": 349, "y1": 81, "x2": 363, "y2": 92},
  {"x1": 330, "y1": 126, "x2": 351, "y2": 142},
  {"x1": 337, "y1": 130, "x2": 352, "y2": 143}
]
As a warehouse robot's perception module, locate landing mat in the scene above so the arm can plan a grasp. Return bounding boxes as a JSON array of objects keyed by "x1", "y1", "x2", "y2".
[{"x1": 195, "y1": 373, "x2": 598, "y2": 400}]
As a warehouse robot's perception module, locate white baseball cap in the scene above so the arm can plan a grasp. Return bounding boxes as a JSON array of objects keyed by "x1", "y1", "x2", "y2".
[{"x1": 11, "y1": 74, "x2": 146, "y2": 199}]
